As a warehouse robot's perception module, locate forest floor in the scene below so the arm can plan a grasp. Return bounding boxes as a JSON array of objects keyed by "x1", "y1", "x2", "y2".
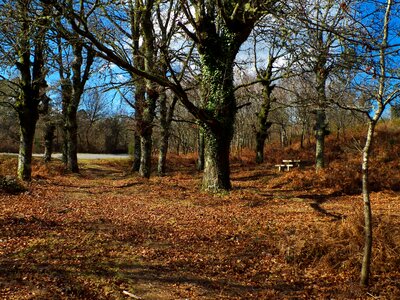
[{"x1": 0, "y1": 155, "x2": 399, "y2": 299}]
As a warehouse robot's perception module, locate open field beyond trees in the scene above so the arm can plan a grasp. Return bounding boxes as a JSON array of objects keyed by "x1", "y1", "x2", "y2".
[{"x1": 1, "y1": 123, "x2": 400, "y2": 299}]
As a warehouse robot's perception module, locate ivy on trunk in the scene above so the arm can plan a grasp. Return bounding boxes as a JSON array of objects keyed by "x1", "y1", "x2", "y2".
[{"x1": 181, "y1": 0, "x2": 268, "y2": 191}]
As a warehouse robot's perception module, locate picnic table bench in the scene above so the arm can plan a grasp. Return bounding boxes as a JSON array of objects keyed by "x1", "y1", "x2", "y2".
[{"x1": 275, "y1": 159, "x2": 301, "y2": 171}]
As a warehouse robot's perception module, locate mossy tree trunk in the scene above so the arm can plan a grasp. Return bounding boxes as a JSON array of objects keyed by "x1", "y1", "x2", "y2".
[
  {"x1": 157, "y1": 91, "x2": 168, "y2": 176},
  {"x1": 198, "y1": 51, "x2": 237, "y2": 191},
  {"x1": 137, "y1": 88, "x2": 157, "y2": 178},
  {"x1": 177, "y1": 1, "x2": 261, "y2": 192},
  {"x1": 202, "y1": 123, "x2": 233, "y2": 191},
  {"x1": 131, "y1": 89, "x2": 143, "y2": 173}
]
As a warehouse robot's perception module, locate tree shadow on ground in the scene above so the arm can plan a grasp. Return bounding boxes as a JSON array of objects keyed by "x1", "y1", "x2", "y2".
[
  {"x1": 297, "y1": 193, "x2": 345, "y2": 221},
  {"x1": 232, "y1": 171, "x2": 274, "y2": 182},
  {"x1": 80, "y1": 165, "x2": 126, "y2": 179},
  {"x1": 0, "y1": 216, "x2": 314, "y2": 299},
  {"x1": 0, "y1": 209, "x2": 371, "y2": 299},
  {"x1": 0, "y1": 249, "x2": 308, "y2": 300}
]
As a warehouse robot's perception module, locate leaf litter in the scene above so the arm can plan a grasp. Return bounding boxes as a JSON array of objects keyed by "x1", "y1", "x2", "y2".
[{"x1": 0, "y1": 155, "x2": 399, "y2": 299}]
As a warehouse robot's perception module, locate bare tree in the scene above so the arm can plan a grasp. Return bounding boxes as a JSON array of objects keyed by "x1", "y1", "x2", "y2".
[
  {"x1": 250, "y1": 21, "x2": 292, "y2": 163},
  {"x1": 287, "y1": 0, "x2": 353, "y2": 170},
  {"x1": 0, "y1": 0, "x2": 51, "y2": 180},
  {"x1": 53, "y1": 15, "x2": 95, "y2": 172},
  {"x1": 334, "y1": 0, "x2": 400, "y2": 286},
  {"x1": 80, "y1": 89, "x2": 108, "y2": 152}
]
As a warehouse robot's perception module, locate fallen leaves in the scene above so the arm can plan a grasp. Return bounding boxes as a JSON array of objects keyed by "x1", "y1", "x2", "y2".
[{"x1": 0, "y1": 156, "x2": 399, "y2": 299}]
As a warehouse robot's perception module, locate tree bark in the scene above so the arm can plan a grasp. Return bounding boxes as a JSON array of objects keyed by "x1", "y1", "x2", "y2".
[
  {"x1": 314, "y1": 49, "x2": 329, "y2": 170},
  {"x1": 43, "y1": 122, "x2": 55, "y2": 162},
  {"x1": 255, "y1": 132, "x2": 268, "y2": 164},
  {"x1": 65, "y1": 104, "x2": 79, "y2": 173},
  {"x1": 157, "y1": 89, "x2": 168, "y2": 176},
  {"x1": 136, "y1": 0, "x2": 158, "y2": 178},
  {"x1": 158, "y1": 94, "x2": 177, "y2": 176},
  {"x1": 58, "y1": 41, "x2": 94, "y2": 173},
  {"x1": 197, "y1": 127, "x2": 205, "y2": 171},
  {"x1": 360, "y1": 120, "x2": 375, "y2": 286},
  {"x1": 196, "y1": 40, "x2": 238, "y2": 191},
  {"x1": 18, "y1": 111, "x2": 38, "y2": 181},
  {"x1": 139, "y1": 130, "x2": 152, "y2": 178},
  {"x1": 61, "y1": 116, "x2": 68, "y2": 164},
  {"x1": 202, "y1": 127, "x2": 232, "y2": 191},
  {"x1": 255, "y1": 58, "x2": 275, "y2": 164},
  {"x1": 131, "y1": 132, "x2": 141, "y2": 172},
  {"x1": 315, "y1": 109, "x2": 327, "y2": 170},
  {"x1": 15, "y1": 1, "x2": 49, "y2": 181},
  {"x1": 157, "y1": 134, "x2": 168, "y2": 176}
]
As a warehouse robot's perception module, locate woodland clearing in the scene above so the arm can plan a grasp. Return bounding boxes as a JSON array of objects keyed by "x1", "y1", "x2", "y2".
[{"x1": 0, "y1": 135, "x2": 400, "y2": 299}]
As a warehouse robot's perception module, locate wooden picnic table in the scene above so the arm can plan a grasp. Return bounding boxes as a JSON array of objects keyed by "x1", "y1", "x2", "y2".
[{"x1": 275, "y1": 159, "x2": 301, "y2": 171}]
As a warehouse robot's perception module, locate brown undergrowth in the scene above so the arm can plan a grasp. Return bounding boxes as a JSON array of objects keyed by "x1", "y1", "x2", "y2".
[
  {"x1": 0, "y1": 123, "x2": 400, "y2": 299},
  {"x1": 267, "y1": 121, "x2": 400, "y2": 194}
]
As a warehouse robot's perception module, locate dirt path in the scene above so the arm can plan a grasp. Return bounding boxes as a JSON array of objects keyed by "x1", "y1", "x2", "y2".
[{"x1": 0, "y1": 153, "x2": 130, "y2": 160}]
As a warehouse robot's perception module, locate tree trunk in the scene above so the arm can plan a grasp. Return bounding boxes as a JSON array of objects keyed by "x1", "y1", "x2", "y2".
[
  {"x1": 255, "y1": 111, "x2": 272, "y2": 163},
  {"x1": 197, "y1": 127, "x2": 205, "y2": 171},
  {"x1": 157, "y1": 93, "x2": 177, "y2": 176},
  {"x1": 137, "y1": 85, "x2": 157, "y2": 178},
  {"x1": 18, "y1": 113, "x2": 38, "y2": 181},
  {"x1": 14, "y1": 0, "x2": 48, "y2": 181},
  {"x1": 360, "y1": 120, "x2": 375, "y2": 286},
  {"x1": 43, "y1": 122, "x2": 55, "y2": 162},
  {"x1": 59, "y1": 43, "x2": 94, "y2": 173},
  {"x1": 137, "y1": 3, "x2": 158, "y2": 179},
  {"x1": 157, "y1": 132, "x2": 168, "y2": 176},
  {"x1": 255, "y1": 133, "x2": 266, "y2": 164},
  {"x1": 315, "y1": 109, "x2": 327, "y2": 170},
  {"x1": 255, "y1": 57, "x2": 275, "y2": 164},
  {"x1": 65, "y1": 105, "x2": 79, "y2": 173},
  {"x1": 300, "y1": 121, "x2": 306, "y2": 149},
  {"x1": 202, "y1": 126, "x2": 232, "y2": 191},
  {"x1": 85, "y1": 125, "x2": 93, "y2": 153},
  {"x1": 196, "y1": 47, "x2": 237, "y2": 191},
  {"x1": 255, "y1": 131, "x2": 269, "y2": 164},
  {"x1": 314, "y1": 52, "x2": 329, "y2": 170},
  {"x1": 280, "y1": 126, "x2": 288, "y2": 147},
  {"x1": 61, "y1": 115, "x2": 68, "y2": 164},
  {"x1": 139, "y1": 131, "x2": 152, "y2": 178},
  {"x1": 131, "y1": 132, "x2": 141, "y2": 172}
]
